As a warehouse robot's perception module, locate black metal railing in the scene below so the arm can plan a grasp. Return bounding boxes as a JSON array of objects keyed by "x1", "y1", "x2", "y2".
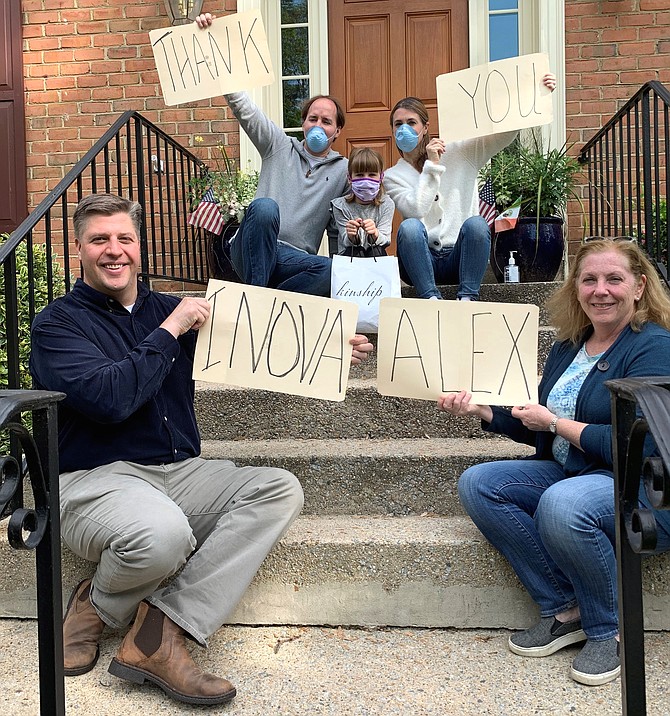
[
  {"x1": 0, "y1": 111, "x2": 211, "y2": 394},
  {"x1": 580, "y1": 81, "x2": 669, "y2": 283},
  {"x1": 607, "y1": 376, "x2": 670, "y2": 716},
  {"x1": 0, "y1": 389, "x2": 66, "y2": 715}
]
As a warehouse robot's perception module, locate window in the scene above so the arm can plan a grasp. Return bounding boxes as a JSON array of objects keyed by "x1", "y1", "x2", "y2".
[
  {"x1": 489, "y1": 1, "x2": 519, "y2": 61},
  {"x1": 280, "y1": 0, "x2": 310, "y2": 140}
]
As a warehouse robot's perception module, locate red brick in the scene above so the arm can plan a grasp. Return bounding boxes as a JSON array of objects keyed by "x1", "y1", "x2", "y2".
[
  {"x1": 46, "y1": 76, "x2": 78, "y2": 90},
  {"x1": 60, "y1": 35, "x2": 94, "y2": 48},
  {"x1": 617, "y1": 41, "x2": 658, "y2": 55},
  {"x1": 73, "y1": 47, "x2": 105, "y2": 61},
  {"x1": 107, "y1": 47, "x2": 139, "y2": 59},
  {"x1": 27, "y1": 37, "x2": 61, "y2": 50},
  {"x1": 601, "y1": 28, "x2": 638, "y2": 42},
  {"x1": 619, "y1": 70, "x2": 661, "y2": 83},
  {"x1": 76, "y1": 75, "x2": 108, "y2": 88},
  {"x1": 640, "y1": 0, "x2": 670, "y2": 8},
  {"x1": 618, "y1": 13, "x2": 656, "y2": 26},
  {"x1": 92, "y1": 33, "x2": 128, "y2": 47},
  {"x1": 581, "y1": 44, "x2": 617, "y2": 58}
]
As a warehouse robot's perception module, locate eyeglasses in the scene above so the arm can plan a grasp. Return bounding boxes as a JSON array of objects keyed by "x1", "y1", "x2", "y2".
[{"x1": 582, "y1": 235, "x2": 637, "y2": 244}]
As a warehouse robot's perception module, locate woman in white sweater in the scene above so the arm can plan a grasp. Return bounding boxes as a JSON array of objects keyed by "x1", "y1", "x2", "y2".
[{"x1": 383, "y1": 74, "x2": 556, "y2": 300}]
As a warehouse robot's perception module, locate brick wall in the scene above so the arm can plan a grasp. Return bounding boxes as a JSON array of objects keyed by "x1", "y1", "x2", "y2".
[
  {"x1": 564, "y1": 0, "x2": 670, "y2": 247},
  {"x1": 22, "y1": 0, "x2": 238, "y2": 207}
]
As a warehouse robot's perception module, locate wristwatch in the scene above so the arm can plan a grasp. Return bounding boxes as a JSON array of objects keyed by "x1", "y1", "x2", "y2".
[{"x1": 548, "y1": 415, "x2": 559, "y2": 434}]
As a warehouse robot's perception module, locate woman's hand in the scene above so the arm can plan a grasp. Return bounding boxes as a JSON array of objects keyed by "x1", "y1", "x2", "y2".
[
  {"x1": 425, "y1": 137, "x2": 445, "y2": 164},
  {"x1": 511, "y1": 403, "x2": 555, "y2": 431},
  {"x1": 542, "y1": 73, "x2": 557, "y2": 92},
  {"x1": 437, "y1": 391, "x2": 493, "y2": 423}
]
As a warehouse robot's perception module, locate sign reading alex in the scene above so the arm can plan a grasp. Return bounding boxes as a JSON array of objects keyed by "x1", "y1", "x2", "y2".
[
  {"x1": 193, "y1": 281, "x2": 359, "y2": 402},
  {"x1": 377, "y1": 299, "x2": 539, "y2": 406},
  {"x1": 437, "y1": 53, "x2": 553, "y2": 143},
  {"x1": 149, "y1": 10, "x2": 274, "y2": 106}
]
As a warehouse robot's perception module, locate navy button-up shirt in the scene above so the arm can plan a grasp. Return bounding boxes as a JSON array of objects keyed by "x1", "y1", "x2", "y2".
[{"x1": 30, "y1": 279, "x2": 201, "y2": 473}]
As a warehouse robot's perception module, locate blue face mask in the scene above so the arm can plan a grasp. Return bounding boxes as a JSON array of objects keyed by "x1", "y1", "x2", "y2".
[
  {"x1": 395, "y1": 124, "x2": 419, "y2": 153},
  {"x1": 305, "y1": 126, "x2": 330, "y2": 154}
]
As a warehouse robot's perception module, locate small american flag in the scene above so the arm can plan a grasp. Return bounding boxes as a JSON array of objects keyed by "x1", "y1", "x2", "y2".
[
  {"x1": 188, "y1": 188, "x2": 225, "y2": 235},
  {"x1": 478, "y1": 178, "x2": 498, "y2": 227}
]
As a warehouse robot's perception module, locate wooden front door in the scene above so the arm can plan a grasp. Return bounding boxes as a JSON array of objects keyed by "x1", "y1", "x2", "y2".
[
  {"x1": 328, "y1": 0, "x2": 469, "y2": 168},
  {"x1": 0, "y1": 0, "x2": 27, "y2": 233}
]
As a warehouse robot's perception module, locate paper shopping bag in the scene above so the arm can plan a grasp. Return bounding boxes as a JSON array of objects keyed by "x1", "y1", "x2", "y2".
[{"x1": 330, "y1": 253, "x2": 401, "y2": 332}]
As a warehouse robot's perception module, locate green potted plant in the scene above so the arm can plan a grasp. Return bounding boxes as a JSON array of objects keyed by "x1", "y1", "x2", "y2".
[
  {"x1": 483, "y1": 130, "x2": 583, "y2": 282},
  {"x1": 190, "y1": 137, "x2": 259, "y2": 280}
]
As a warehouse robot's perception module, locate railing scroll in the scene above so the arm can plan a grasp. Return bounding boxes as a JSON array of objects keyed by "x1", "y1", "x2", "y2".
[
  {"x1": 1, "y1": 389, "x2": 66, "y2": 715},
  {"x1": 606, "y1": 376, "x2": 670, "y2": 716}
]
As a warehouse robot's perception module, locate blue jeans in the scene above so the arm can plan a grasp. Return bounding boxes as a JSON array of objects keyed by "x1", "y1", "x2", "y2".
[
  {"x1": 396, "y1": 216, "x2": 491, "y2": 299},
  {"x1": 458, "y1": 460, "x2": 670, "y2": 640},
  {"x1": 228, "y1": 198, "x2": 332, "y2": 296}
]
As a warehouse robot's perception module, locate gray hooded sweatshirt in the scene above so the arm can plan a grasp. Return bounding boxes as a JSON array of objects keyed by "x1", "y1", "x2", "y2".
[{"x1": 225, "y1": 92, "x2": 349, "y2": 255}]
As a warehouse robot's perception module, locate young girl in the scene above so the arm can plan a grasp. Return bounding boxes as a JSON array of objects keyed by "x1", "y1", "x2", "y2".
[{"x1": 330, "y1": 147, "x2": 395, "y2": 256}]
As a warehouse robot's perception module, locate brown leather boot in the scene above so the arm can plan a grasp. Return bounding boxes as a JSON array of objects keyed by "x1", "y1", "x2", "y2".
[
  {"x1": 108, "y1": 602, "x2": 236, "y2": 705},
  {"x1": 63, "y1": 578, "x2": 105, "y2": 676}
]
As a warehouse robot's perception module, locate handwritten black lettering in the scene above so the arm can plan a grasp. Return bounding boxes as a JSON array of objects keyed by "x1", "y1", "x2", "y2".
[
  {"x1": 458, "y1": 74, "x2": 481, "y2": 129},
  {"x1": 498, "y1": 312, "x2": 532, "y2": 398},
  {"x1": 238, "y1": 18, "x2": 270, "y2": 74},
  {"x1": 266, "y1": 302, "x2": 300, "y2": 378},
  {"x1": 390, "y1": 310, "x2": 429, "y2": 388},
  {"x1": 202, "y1": 285, "x2": 226, "y2": 370},
  {"x1": 191, "y1": 33, "x2": 216, "y2": 83},
  {"x1": 470, "y1": 312, "x2": 493, "y2": 394},
  {"x1": 208, "y1": 27, "x2": 232, "y2": 76},
  {"x1": 516, "y1": 62, "x2": 541, "y2": 117},
  {"x1": 484, "y1": 69, "x2": 511, "y2": 124}
]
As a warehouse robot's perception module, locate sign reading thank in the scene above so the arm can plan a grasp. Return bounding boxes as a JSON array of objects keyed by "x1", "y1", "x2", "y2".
[
  {"x1": 149, "y1": 10, "x2": 274, "y2": 106},
  {"x1": 193, "y1": 281, "x2": 358, "y2": 402},
  {"x1": 437, "y1": 53, "x2": 553, "y2": 142},
  {"x1": 377, "y1": 299, "x2": 539, "y2": 406}
]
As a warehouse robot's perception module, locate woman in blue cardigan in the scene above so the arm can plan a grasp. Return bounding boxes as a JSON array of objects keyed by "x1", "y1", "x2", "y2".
[{"x1": 438, "y1": 238, "x2": 670, "y2": 686}]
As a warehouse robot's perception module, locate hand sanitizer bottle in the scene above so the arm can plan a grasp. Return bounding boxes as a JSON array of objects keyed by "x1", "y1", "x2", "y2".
[{"x1": 504, "y1": 251, "x2": 519, "y2": 283}]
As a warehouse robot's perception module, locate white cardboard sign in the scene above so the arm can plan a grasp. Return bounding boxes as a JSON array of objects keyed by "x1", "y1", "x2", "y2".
[
  {"x1": 193, "y1": 281, "x2": 359, "y2": 402},
  {"x1": 150, "y1": 10, "x2": 274, "y2": 107},
  {"x1": 437, "y1": 53, "x2": 553, "y2": 142},
  {"x1": 376, "y1": 299, "x2": 539, "y2": 406}
]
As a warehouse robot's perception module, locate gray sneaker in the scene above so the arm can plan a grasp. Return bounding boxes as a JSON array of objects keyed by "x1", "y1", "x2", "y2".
[
  {"x1": 508, "y1": 617, "x2": 587, "y2": 657},
  {"x1": 570, "y1": 638, "x2": 620, "y2": 686}
]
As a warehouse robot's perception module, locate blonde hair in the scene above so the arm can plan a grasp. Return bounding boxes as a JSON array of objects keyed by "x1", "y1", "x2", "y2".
[
  {"x1": 345, "y1": 147, "x2": 386, "y2": 206},
  {"x1": 547, "y1": 239, "x2": 670, "y2": 344}
]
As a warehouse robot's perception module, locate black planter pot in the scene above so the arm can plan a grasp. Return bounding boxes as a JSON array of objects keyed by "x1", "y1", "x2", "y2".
[
  {"x1": 491, "y1": 216, "x2": 565, "y2": 283},
  {"x1": 207, "y1": 220, "x2": 242, "y2": 282}
]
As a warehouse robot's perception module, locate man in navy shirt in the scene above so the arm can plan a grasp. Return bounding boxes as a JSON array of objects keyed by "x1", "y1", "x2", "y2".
[{"x1": 30, "y1": 193, "x2": 371, "y2": 706}]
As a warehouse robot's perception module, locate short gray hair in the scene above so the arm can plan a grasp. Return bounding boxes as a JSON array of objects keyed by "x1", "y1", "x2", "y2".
[{"x1": 73, "y1": 194, "x2": 142, "y2": 240}]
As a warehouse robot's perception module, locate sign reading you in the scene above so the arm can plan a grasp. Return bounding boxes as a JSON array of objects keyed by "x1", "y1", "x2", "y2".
[
  {"x1": 149, "y1": 10, "x2": 274, "y2": 106},
  {"x1": 193, "y1": 281, "x2": 359, "y2": 402},
  {"x1": 377, "y1": 299, "x2": 539, "y2": 406},
  {"x1": 437, "y1": 53, "x2": 553, "y2": 142}
]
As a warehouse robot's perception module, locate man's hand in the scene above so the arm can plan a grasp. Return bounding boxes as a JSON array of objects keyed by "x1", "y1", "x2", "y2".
[
  {"x1": 160, "y1": 297, "x2": 211, "y2": 338},
  {"x1": 437, "y1": 390, "x2": 493, "y2": 423},
  {"x1": 195, "y1": 13, "x2": 214, "y2": 28},
  {"x1": 350, "y1": 334, "x2": 373, "y2": 365}
]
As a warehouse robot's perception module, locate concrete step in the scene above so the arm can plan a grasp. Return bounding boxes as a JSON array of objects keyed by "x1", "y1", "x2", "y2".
[
  {"x1": 196, "y1": 379, "x2": 507, "y2": 440},
  {"x1": 201, "y1": 437, "x2": 535, "y2": 516},
  {"x1": 4, "y1": 515, "x2": 670, "y2": 631},
  {"x1": 6, "y1": 619, "x2": 664, "y2": 716}
]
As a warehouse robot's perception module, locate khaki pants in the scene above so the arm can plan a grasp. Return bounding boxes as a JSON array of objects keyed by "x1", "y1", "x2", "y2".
[{"x1": 60, "y1": 457, "x2": 303, "y2": 646}]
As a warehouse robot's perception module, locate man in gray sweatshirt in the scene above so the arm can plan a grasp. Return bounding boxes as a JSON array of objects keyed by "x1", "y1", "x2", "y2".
[{"x1": 196, "y1": 13, "x2": 348, "y2": 296}]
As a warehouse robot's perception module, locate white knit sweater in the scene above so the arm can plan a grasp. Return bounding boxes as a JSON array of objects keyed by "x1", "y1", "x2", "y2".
[{"x1": 383, "y1": 131, "x2": 517, "y2": 250}]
